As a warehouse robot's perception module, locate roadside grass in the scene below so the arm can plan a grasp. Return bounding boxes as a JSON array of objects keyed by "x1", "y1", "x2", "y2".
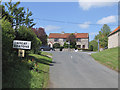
[
  {"x1": 41, "y1": 51, "x2": 52, "y2": 56},
  {"x1": 3, "y1": 52, "x2": 52, "y2": 88},
  {"x1": 91, "y1": 47, "x2": 118, "y2": 71}
]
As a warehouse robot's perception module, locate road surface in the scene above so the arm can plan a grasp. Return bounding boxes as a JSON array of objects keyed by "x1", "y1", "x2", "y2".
[{"x1": 49, "y1": 51, "x2": 118, "y2": 88}]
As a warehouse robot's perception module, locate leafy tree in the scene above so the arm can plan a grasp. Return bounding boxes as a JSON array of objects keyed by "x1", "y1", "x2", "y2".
[
  {"x1": 32, "y1": 28, "x2": 47, "y2": 45},
  {"x1": 4, "y1": 1, "x2": 24, "y2": 28},
  {"x1": 23, "y1": 8, "x2": 36, "y2": 28},
  {"x1": 53, "y1": 43, "x2": 60, "y2": 48},
  {"x1": 89, "y1": 40, "x2": 98, "y2": 51},
  {"x1": 3, "y1": 1, "x2": 35, "y2": 29},
  {"x1": 15, "y1": 26, "x2": 41, "y2": 53},
  {"x1": 67, "y1": 33, "x2": 76, "y2": 48},
  {"x1": 94, "y1": 24, "x2": 111, "y2": 48},
  {"x1": 2, "y1": 5, "x2": 13, "y2": 24}
]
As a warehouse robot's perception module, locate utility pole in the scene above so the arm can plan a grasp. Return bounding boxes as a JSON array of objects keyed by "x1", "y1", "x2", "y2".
[{"x1": 98, "y1": 39, "x2": 99, "y2": 52}]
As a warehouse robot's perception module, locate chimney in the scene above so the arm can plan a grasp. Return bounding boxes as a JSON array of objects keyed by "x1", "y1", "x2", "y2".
[
  {"x1": 75, "y1": 32, "x2": 77, "y2": 34},
  {"x1": 61, "y1": 31, "x2": 65, "y2": 34}
]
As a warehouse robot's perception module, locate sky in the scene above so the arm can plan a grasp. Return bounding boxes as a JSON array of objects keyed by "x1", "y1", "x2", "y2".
[{"x1": 3, "y1": 1, "x2": 119, "y2": 41}]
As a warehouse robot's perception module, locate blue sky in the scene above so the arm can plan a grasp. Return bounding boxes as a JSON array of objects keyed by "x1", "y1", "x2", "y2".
[{"x1": 4, "y1": 1, "x2": 118, "y2": 41}]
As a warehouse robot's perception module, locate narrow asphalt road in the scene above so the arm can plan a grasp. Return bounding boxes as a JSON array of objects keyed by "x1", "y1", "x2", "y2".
[{"x1": 49, "y1": 51, "x2": 118, "y2": 88}]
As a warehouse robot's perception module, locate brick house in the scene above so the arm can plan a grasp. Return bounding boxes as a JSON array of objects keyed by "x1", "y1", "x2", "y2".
[
  {"x1": 48, "y1": 32, "x2": 89, "y2": 49},
  {"x1": 108, "y1": 26, "x2": 120, "y2": 49}
]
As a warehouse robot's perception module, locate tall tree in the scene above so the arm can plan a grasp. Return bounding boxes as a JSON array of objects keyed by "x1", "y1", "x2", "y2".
[
  {"x1": 23, "y1": 8, "x2": 36, "y2": 28},
  {"x1": 3, "y1": 0, "x2": 35, "y2": 29},
  {"x1": 94, "y1": 24, "x2": 111, "y2": 48}
]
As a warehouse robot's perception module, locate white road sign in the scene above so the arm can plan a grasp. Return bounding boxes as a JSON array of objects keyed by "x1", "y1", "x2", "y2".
[{"x1": 13, "y1": 40, "x2": 31, "y2": 49}]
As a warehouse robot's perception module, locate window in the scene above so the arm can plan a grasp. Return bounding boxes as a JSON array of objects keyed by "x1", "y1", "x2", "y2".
[
  {"x1": 54, "y1": 38, "x2": 59, "y2": 42},
  {"x1": 83, "y1": 45, "x2": 85, "y2": 49},
  {"x1": 77, "y1": 38, "x2": 81, "y2": 42},
  {"x1": 77, "y1": 45, "x2": 81, "y2": 48},
  {"x1": 63, "y1": 38, "x2": 66, "y2": 42}
]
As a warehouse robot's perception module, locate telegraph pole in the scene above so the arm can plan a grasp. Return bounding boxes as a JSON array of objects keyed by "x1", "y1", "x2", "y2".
[{"x1": 98, "y1": 39, "x2": 99, "y2": 52}]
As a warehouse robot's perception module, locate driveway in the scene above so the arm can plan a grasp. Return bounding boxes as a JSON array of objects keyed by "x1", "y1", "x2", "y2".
[{"x1": 49, "y1": 51, "x2": 118, "y2": 88}]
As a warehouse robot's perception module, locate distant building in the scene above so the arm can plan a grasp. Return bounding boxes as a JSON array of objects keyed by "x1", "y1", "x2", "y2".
[
  {"x1": 48, "y1": 32, "x2": 89, "y2": 49},
  {"x1": 108, "y1": 26, "x2": 120, "y2": 49}
]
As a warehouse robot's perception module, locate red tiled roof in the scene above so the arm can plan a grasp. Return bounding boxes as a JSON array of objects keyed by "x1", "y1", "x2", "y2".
[
  {"x1": 48, "y1": 33, "x2": 89, "y2": 38},
  {"x1": 109, "y1": 26, "x2": 120, "y2": 35}
]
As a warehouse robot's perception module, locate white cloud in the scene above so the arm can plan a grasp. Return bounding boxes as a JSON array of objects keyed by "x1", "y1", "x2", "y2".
[
  {"x1": 78, "y1": 0, "x2": 118, "y2": 10},
  {"x1": 44, "y1": 25, "x2": 61, "y2": 31},
  {"x1": 97, "y1": 15, "x2": 117, "y2": 24},
  {"x1": 78, "y1": 21, "x2": 91, "y2": 29}
]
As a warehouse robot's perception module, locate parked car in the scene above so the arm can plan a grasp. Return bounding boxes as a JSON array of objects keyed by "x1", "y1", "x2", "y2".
[{"x1": 40, "y1": 46, "x2": 54, "y2": 51}]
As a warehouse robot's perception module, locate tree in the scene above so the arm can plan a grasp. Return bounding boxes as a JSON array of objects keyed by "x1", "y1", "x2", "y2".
[
  {"x1": 94, "y1": 24, "x2": 111, "y2": 48},
  {"x1": 3, "y1": 1, "x2": 35, "y2": 29},
  {"x1": 23, "y1": 8, "x2": 36, "y2": 28},
  {"x1": 53, "y1": 43, "x2": 60, "y2": 48},
  {"x1": 32, "y1": 27, "x2": 47, "y2": 45},
  {"x1": 67, "y1": 33, "x2": 76, "y2": 48},
  {"x1": 15, "y1": 26, "x2": 41, "y2": 53},
  {"x1": 89, "y1": 40, "x2": 98, "y2": 51}
]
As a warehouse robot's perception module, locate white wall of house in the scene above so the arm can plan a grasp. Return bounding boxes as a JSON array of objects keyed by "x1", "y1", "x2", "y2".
[
  {"x1": 108, "y1": 31, "x2": 120, "y2": 48},
  {"x1": 48, "y1": 38, "x2": 66, "y2": 47},
  {"x1": 76, "y1": 38, "x2": 89, "y2": 49}
]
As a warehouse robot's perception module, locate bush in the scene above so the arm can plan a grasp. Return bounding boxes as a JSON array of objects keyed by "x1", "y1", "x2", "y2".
[
  {"x1": 63, "y1": 42, "x2": 69, "y2": 48},
  {"x1": 53, "y1": 43, "x2": 60, "y2": 48},
  {"x1": 2, "y1": 19, "x2": 15, "y2": 63},
  {"x1": 15, "y1": 26, "x2": 42, "y2": 53}
]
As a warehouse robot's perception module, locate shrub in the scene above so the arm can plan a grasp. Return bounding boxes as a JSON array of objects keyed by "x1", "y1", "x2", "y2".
[
  {"x1": 53, "y1": 43, "x2": 60, "y2": 48},
  {"x1": 2, "y1": 19, "x2": 15, "y2": 63},
  {"x1": 15, "y1": 26, "x2": 42, "y2": 54},
  {"x1": 63, "y1": 42, "x2": 69, "y2": 48}
]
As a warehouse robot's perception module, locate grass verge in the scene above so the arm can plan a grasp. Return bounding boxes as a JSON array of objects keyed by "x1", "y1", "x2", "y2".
[
  {"x1": 91, "y1": 47, "x2": 118, "y2": 71},
  {"x1": 3, "y1": 52, "x2": 52, "y2": 88}
]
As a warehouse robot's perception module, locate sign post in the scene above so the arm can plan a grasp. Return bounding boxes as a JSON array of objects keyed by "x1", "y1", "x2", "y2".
[{"x1": 13, "y1": 40, "x2": 31, "y2": 57}]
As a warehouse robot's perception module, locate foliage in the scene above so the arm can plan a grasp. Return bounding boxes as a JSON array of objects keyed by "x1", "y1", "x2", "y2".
[
  {"x1": 2, "y1": 19, "x2": 15, "y2": 63},
  {"x1": 32, "y1": 28, "x2": 47, "y2": 45},
  {"x1": 53, "y1": 43, "x2": 60, "y2": 48},
  {"x1": 2, "y1": 1, "x2": 35, "y2": 29},
  {"x1": 89, "y1": 40, "x2": 98, "y2": 51},
  {"x1": 67, "y1": 33, "x2": 76, "y2": 48},
  {"x1": 63, "y1": 42, "x2": 69, "y2": 48},
  {"x1": 15, "y1": 26, "x2": 42, "y2": 53},
  {"x1": 94, "y1": 24, "x2": 111, "y2": 48},
  {"x1": 3, "y1": 53, "x2": 52, "y2": 88}
]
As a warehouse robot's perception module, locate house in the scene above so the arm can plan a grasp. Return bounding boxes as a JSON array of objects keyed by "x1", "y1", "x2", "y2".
[
  {"x1": 48, "y1": 32, "x2": 89, "y2": 49},
  {"x1": 108, "y1": 26, "x2": 120, "y2": 49}
]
